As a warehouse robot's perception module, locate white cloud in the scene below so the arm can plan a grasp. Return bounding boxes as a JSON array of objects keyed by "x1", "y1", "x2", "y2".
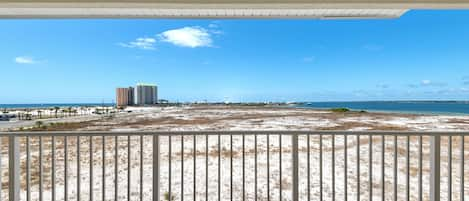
[
  {"x1": 420, "y1": 80, "x2": 447, "y2": 87},
  {"x1": 119, "y1": 37, "x2": 156, "y2": 50},
  {"x1": 421, "y1": 80, "x2": 431, "y2": 85},
  {"x1": 158, "y1": 27, "x2": 212, "y2": 48},
  {"x1": 407, "y1": 80, "x2": 447, "y2": 88},
  {"x1": 14, "y1": 56, "x2": 38, "y2": 64},
  {"x1": 208, "y1": 23, "x2": 218, "y2": 28}
]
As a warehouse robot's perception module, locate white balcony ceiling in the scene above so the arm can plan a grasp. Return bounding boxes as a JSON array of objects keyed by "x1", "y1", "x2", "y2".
[{"x1": 0, "y1": 0, "x2": 468, "y2": 18}]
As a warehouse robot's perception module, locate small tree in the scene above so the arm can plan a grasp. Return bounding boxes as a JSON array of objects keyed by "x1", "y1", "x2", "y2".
[{"x1": 35, "y1": 121, "x2": 44, "y2": 128}]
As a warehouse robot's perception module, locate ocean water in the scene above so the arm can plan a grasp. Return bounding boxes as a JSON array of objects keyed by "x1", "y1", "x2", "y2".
[
  {"x1": 0, "y1": 103, "x2": 114, "y2": 109},
  {"x1": 295, "y1": 101, "x2": 469, "y2": 115},
  {"x1": 3, "y1": 101, "x2": 469, "y2": 115}
]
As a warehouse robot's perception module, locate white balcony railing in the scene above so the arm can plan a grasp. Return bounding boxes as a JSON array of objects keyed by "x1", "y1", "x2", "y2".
[{"x1": 0, "y1": 131, "x2": 467, "y2": 201}]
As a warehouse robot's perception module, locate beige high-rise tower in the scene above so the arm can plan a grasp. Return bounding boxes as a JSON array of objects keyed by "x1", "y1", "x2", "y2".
[{"x1": 116, "y1": 87, "x2": 133, "y2": 106}]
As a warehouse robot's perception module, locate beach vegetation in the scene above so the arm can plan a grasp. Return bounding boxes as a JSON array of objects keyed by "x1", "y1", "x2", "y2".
[
  {"x1": 330, "y1": 108, "x2": 350, "y2": 112},
  {"x1": 163, "y1": 192, "x2": 176, "y2": 201},
  {"x1": 34, "y1": 121, "x2": 46, "y2": 129}
]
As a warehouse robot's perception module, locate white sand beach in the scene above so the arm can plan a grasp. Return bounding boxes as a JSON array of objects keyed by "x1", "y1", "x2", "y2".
[{"x1": 1, "y1": 105, "x2": 468, "y2": 201}]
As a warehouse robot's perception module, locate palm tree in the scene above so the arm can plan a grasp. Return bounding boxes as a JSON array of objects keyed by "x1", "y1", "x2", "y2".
[
  {"x1": 37, "y1": 110, "x2": 43, "y2": 119},
  {"x1": 54, "y1": 107, "x2": 60, "y2": 118},
  {"x1": 49, "y1": 108, "x2": 54, "y2": 118}
]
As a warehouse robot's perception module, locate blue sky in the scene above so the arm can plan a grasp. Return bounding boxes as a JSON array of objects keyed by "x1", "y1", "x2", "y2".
[{"x1": 2, "y1": 10, "x2": 469, "y2": 103}]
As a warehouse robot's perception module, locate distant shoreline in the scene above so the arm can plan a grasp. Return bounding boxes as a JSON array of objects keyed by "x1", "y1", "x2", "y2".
[
  {"x1": 292, "y1": 101, "x2": 469, "y2": 116},
  {"x1": 0, "y1": 103, "x2": 114, "y2": 109},
  {"x1": 2, "y1": 100, "x2": 469, "y2": 116}
]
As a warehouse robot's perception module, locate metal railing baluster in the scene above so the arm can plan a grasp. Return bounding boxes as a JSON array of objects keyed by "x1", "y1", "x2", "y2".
[
  {"x1": 449, "y1": 136, "x2": 452, "y2": 201},
  {"x1": 77, "y1": 136, "x2": 81, "y2": 201},
  {"x1": 91, "y1": 136, "x2": 94, "y2": 201},
  {"x1": 320, "y1": 134, "x2": 323, "y2": 201},
  {"x1": 218, "y1": 134, "x2": 221, "y2": 201},
  {"x1": 307, "y1": 134, "x2": 311, "y2": 201},
  {"x1": 231, "y1": 134, "x2": 234, "y2": 201},
  {"x1": 357, "y1": 135, "x2": 360, "y2": 201},
  {"x1": 333, "y1": 135, "x2": 336, "y2": 201},
  {"x1": 279, "y1": 134, "x2": 282, "y2": 201},
  {"x1": 65, "y1": 136, "x2": 68, "y2": 201},
  {"x1": 193, "y1": 135, "x2": 196, "y2": 201},
  {"x1": 127, "y1": 135, "x2": 131, "y2": 201},
  {"x1": 115, "y1": 136, "x2": 118, "y2": 201},
  {"x1": 406, "y1": 136, "x2": 410, "y2": 201},
  {"x1": 26, "y1": 136, "x2": 31, "y2": 201},
  {"x1": 0, "y1": 137, "x2": 2, "y2": 201},
  {"x1": 242, "y1": 134, "x2": 245, "y2": 201},
  {"x1": 369, "y1": 135, "x2": 372, "y2": 201},
  {"x1": 39, "y1": 136, "x2": 43, "y2": 201},
  {"x1": 181, "y1": 135, "x2": 184, "y2": 201},
  {"x1": 381, "y1": 135, "x2": 385, "y2": 201},
  {"x1": 418, "y1": 135, "x2": 422, "y2": 201},
  {"x1": 169, "y1": 135, "x2": 172, "y2": 201},
  {"x1": 104, "y1": 136, "x2": 107, "y2": 201},
  {"x1": 255, "y1": 134, "x2": 258, "y2": 201},
  {"x1": 291, "y1": 134, "x2": 299, "y2": 201},
  {"x1": 345, "y1": 135, "x2": 348, "y2": 201},
  {"x1": 52, "y1": 136, "x2": 56, "y2": 201},
  {"x1": 461, "y1": 135, "x2": 465, "y2": 201},
  {"x1": 205, "y1": 134, "x2": 208, "y2": 201},
  {"x1": 430, "y1": 135, "x2": 441, "y2": 201},
  {"x1": 393, "y1": 136, "x2": 397, "y2": 201},
  {"x1": 267, "y1": 134, "x2": 270, "y2": 201},
  {"x1": 8, "y1": 136, "x2": 20, "y2": 201},
  {"x1": 153, "y1": 135, "x2": 160, "y2": 201}
]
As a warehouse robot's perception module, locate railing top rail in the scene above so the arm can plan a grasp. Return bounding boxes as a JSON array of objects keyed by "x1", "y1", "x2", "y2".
[{"x1": 0, "y1": 130, "x2": 469, "y2": 136}]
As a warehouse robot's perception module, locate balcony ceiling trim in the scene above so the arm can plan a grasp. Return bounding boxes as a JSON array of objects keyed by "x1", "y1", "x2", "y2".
[{"x1": 0, "y1": 1, "x2": 469, "y2": 18}]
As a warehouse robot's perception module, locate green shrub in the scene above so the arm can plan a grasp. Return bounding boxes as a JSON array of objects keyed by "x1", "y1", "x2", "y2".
[
  {"x1": 164, "y1": 192, "x2": 176, "y2": 201},
  {"x1": 35, "y1": 121, "x2": 44, "y2": 127},
  {"x1": 330, "y1": 108, "x2": 350, "y2": 112}
]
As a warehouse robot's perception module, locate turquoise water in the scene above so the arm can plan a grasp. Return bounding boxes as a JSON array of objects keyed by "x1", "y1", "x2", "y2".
[
  {"x1": 3, "y1": 101, "x2": 469, "y2": 115},
  {"x1": 295, "y1": 101, "x2": 469, "y2": 115},
  {"x1": 0, "y1": 103, "x2": 114, "y2": 109}
]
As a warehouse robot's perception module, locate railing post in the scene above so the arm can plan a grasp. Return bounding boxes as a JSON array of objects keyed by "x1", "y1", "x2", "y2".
[
  {"x1": 8, "y1": 136, "x2": 20, "y2": 201},
  {"x1": 292, "y1": 134, "x2": 299, "y2": 201},
  {"x1": 153, "y1": 134, "x2": 160, "y2": 201},
  {"x1": 430, "y1": 135, "x2": 441, "y2": 201}
]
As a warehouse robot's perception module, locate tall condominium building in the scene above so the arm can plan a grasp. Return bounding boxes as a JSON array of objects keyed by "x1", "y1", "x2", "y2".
[
  {"x1": 127, "y1": 87, "x2": 135, "y2": 105},
  {"x1": 135, "y1": 83, "x2": 158, "y2": 105},
  {"x1": 116, "y1": 87, "x2": 131, "y2": 107}
]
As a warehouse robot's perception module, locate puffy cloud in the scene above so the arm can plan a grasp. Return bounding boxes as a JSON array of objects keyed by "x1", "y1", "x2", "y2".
[
  {"x1": 158, "y1": 27, "x2": 212, "y2": 48},
  {"x1": 14, "y1": 56, "x2": 38, "y2": 64}
]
